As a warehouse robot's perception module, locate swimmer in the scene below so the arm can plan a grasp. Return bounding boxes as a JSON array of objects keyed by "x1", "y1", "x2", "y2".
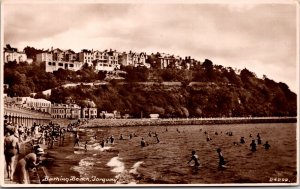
[
  {"x1": 155, "y1": 135, "x2": 160, "y2": 143},
  {"x1": 206, "y1": 135, "x2": 212, "y2": 141},
  {"x1": 250, "y1": 140, "x2": 257, "y2": 152},
  {"x1": 141, "y1": 137, "x2": 147, "y2": 147},
  {"x1": 13, "y1": 147, "x2": 44, "y2": 184},
  {"x1": 240, "y1": 137, "x2": 245, "y2": 144},
  {"x1": 100, "y1": 140, "x2": 105, "y2": 148},
  {"x1": 110, "y1": 135, "x2": 115, "y2": 144},
  {"x1": 217, "y1": 148, "x2": 226, "y2": 168},
  {"x1": 257, "y1": 137, "x2": 262, "y2": 145},
  {"x1": 4, "y1": 130, "x2": 20, "y2": 180},
  {"x1": 263, "y1": 141, "x2": 270, "y2": 150},
  {"x1": 188, "y1": 150, "x2": 200, "y2": 167}
]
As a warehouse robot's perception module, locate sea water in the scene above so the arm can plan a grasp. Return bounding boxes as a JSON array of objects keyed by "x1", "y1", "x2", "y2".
[{"x1": 42, "y1": 123, "x2": 297, "y2": 184}]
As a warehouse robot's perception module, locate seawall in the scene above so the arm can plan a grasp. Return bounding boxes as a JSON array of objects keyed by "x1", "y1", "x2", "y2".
[{"x1": 80, "y1": 117, "x2": 297, "y2": 128}]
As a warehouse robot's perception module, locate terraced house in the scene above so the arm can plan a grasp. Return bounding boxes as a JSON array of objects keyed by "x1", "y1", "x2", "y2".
[
  {"x1": 51, "y1": 103, "x2": 81, "y2": 119},
  {"x1": 37, "y1": 48, "x2": 83, "y2": 72},
  {"x1": 93, "y1": 49, "x2": 120, "y2": 72},
  {"x1": 120, "y1": 51, "x2": 150, "y2": 68}
]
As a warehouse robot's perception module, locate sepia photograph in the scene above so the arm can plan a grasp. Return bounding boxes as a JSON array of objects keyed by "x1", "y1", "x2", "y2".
[{"x1": 0, "y1": 0, "x2": 299, "y2": 187}]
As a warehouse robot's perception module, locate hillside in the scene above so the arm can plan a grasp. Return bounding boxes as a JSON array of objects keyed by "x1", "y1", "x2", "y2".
[{"x1": 4, "y1": 60, "x2": 297, "y2": 118}]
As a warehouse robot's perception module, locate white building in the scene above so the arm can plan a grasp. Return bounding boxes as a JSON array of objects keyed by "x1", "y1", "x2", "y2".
[
  {"x1": 81, "y1": 100, "x2": 97, "y2": 119},
  {"x1": 120, "y1": 52, "x2": 149, "y2": 68},
  {"x1": 45, "y1": 60, "x2": 84, "y2": 73},
  {"x1": 94, "y1": 61, "x2": 118, "y2": 72},
  {"x1": 79, "y1": 49, "x2": 93, "y2": 66},
  {"x1": 51, "y1": 103, "x2": 81, "y2": 119},
  {"x1": 93, "y1": 49, "x2": 120, "y2": 72},
  {"x1": 13, "y1": 97, "x2": 52, "y2": 113},
  {"x1": 3, "y1": 45, "x2": 27, "y2": 64}
]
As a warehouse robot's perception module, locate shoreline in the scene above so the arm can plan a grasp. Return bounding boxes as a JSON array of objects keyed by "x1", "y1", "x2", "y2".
[{"x1": 80, "y1": 117, "x2": 297, "y2": 128}]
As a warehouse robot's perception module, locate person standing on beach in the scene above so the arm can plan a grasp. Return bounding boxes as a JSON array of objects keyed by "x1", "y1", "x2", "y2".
[
  {"x1": 13, "y1": 148, "x2": 44, "y2": 184},
  {"x1": 188, "y1": 150, "x2": 200, "y2": 167},
  {"x1": 250, "y1": 140, "x2": 257, "y2": 152},
  {"x1": 60, "y1": 128, "x2": 65, "y2": 146},
  {"x1": 4, "y1": 130, "x2": 20, "y2": 180},
  {"x1": 74, "y1": 132, "x2": 80, "y2": 147},
  {"x1": 84, "y1": 141, "x2": 88, "y2": 151}
]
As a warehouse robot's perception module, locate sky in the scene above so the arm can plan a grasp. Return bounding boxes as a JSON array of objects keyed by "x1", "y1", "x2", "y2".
[{"x1": 2, "y1": 1, "x2": 298, "y2": 93}]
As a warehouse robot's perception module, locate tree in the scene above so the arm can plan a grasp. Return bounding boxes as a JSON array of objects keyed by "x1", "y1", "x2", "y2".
[
  {"x1": 98, "y1": 71, "x2": 107, "y2": 80},
  {"x1": 11, "y1": 85, "x2": 31, "y2": 97}
]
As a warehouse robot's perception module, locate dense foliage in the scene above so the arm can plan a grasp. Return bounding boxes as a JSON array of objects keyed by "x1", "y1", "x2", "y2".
[{"x1": 4, "y1": 57, "x2": 297, "y2": 118}]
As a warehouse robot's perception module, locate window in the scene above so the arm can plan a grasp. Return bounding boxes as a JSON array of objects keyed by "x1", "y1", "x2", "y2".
[
  {"x1": 48, "y1": 62, "x2": 51, "y2": 65},
  {"x1": 52, "y1": 62, "x2": 56, "y2": 66},
  {"x1": 59, "y1": 63, "x2": 63, "y2": 66},
  {"x1": 70, "y1": 64, "x2": 74, "y2": 67}
]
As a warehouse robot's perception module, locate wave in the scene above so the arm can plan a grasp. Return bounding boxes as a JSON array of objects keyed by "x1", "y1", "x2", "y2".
[
  {"x1": 107, "y1": 156, "x2": 125, "y2": 173},
  {"x1": 93, "y1": 145, "x2": 112, "y2": 151},
  {"x1": 129, "y1": 161, "x2": 143, "y2": 175},
  {"x1": 71, "y1": 157, "x2": 95, "y2": 178},
  {"x1": 107, "y1": 158, "x2": 143, "y2": 184}
]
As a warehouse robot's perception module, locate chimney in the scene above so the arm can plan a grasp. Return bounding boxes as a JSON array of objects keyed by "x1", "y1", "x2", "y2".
[{"x1": 51, "y1": 46, "x2": 53, "y2": 51}]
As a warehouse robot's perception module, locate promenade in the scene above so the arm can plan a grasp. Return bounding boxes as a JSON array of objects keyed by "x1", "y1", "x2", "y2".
[
  {"x1": 80, "y1": 117, "x2": 297, "y2": 128},
  {"x1": 4, "y1": 103, "x2": 51, "y2": 127}
]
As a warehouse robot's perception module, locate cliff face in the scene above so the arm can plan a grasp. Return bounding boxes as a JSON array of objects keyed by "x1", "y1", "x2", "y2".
[{"x1": 50, "y1": 81, "x2": 297, "y2": 118}]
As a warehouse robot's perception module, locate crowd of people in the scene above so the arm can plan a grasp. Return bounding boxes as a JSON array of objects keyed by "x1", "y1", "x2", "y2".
[{"x1": 3, "y1": 120, "x2": 65, "y2": 184}]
